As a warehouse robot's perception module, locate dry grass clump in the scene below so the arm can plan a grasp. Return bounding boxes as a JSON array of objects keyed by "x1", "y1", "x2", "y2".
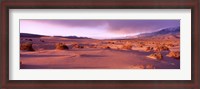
[
  {"x1": 40, "y1": 39, "x2": 45, "y2": 42},
  {"x1": 129, "y1": 64, "x2": 155, "y2": 69},
  {"x1": 161, "y1": 45, "x2": 170, "y2": 50},
  {"x1": 138, "y1": 45, "x2": 144, "y2": 48},
  {"x1": 129, "y1": 64, "x2": 145, "y2": 69},
  {"x1": 72, "y1": 43, "x2": 84, "y2": 49},
  {"x1": 154, "y1": 47, "x2": 161, "y2": 52},
  {"x1": 91, "y1": 45, "x2": 98, "y2": 48},
  {"x1": 145, "y1": 46, "x2": 153, "y2": 52},
  {"x1": 102, "y1": 46, "x2": 111, "y2": 49},
  {"x1": 108, "y1": 41, "x2": 115, "y2": 44},
  {"x1": 166, "y1": 51, "x2": 180, "y2": 59},
  {"x1": 122, "y1": 42, "x2": 132, "y2": 50},
  {"x1": 166, "y1": 44, "x2": 175, "y2": 47},
  {"x1": 55, "y1": 43, "x2": 69, "y2": 50},
  {"x1": 154, "y1": 45, "x2": 169, "y2": 52},
  {"x1": 137, "y1": 42, "x2": 145, "y2": 48},
  {"x1": 20, "y1": 42, "x2": 35, "y2": 51},
  {"x1": 146, "y1": 64, "x2": 155, "y2": 69},
  {"x1": 25, "y1": 39, "x2": 32, "y2": 41},
  {"x1": 76, "y1": 45, "x2": 84, "y2": 48},
  {"x1": 147, "y1": 52, "x2": 163, "y2": 60},
  {"x1": 72, "y1": 43, "x2": 78, "y2": 47}
]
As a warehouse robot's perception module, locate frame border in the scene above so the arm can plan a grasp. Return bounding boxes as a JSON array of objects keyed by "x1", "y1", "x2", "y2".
[{"x1": 0, "y1": 0, "x2": 199, "y2": 89}]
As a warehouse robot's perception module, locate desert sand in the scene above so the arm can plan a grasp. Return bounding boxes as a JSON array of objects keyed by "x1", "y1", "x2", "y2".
[{"x1": 20, "y1": 36, "x2": 180, "y2": 69}]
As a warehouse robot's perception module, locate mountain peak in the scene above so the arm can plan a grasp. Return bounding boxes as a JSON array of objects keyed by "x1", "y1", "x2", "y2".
[
  {"x1": 137, "y1": 26, "x2": 180, "y2": 38},
  {"x1": 157, "y1": 26, "x2": 180, "y2": 33}
]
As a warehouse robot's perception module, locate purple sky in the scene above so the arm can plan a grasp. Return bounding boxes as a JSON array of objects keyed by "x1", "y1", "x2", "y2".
[{"x1": 20, "y1": 20, "x2": 180, "y2": 39}]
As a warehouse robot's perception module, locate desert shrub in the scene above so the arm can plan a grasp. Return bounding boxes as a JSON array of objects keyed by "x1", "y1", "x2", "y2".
[
  {"x1": 147, "y1": 52, "x2": 163, "y2": 60},
  {"x1": 108, "y1": 41, "x2": 115, "y2": 44},
  {"x1": 122, "y1": 42, "x2": 132, "y2": 50},
  {"x1": 130, "y1": 64, "x2": 155, "y2": 69},
  {"x1": 72, "y1": 43, "x2": 78, "y2": 47},
  {"x1": 78, "y1": 45, "x2": 84, "y2": 48},
  {"x1": 25, "y1": 39, "x2": 32, "y2": 41},
  {"x1": 40, "y1": 40, "x2": 45, "y2": 42},
  {"x1": 139, "y1": 45, "x2": 144, "y2": 48},
  {"x1": 92, "y1": 45, "x2": 98, "y2": 48},
  {"x1": 154, "y1": 45, "x2": 169, "y2": 52},
  {"x1": 76, "y1": 45, "x2": 84, "y2": 48},
  {"x1": 154, "y1": 46, "x2": 161, "y2": 52},
  {"x1": 145, "y1": 64, "x2": 155, "y2": 69},
  {"x1": 137, "y1": 43, "x2": 145, "y2": 48},
  {"x1": 129, "y1": 64, "x2": 145, "y2": 69},
  {"x1": 72, "y1": 43, "x2": 84, "y2": 49},
  {"x1": 167, "y1": 44, "x2": 174, "y2": 47},
  {"x1": 145, "y1": 46, "x2": 153, "y2": 52},
  {"x1": 55, "y1": 43, "x2": 69, "y2": 50},
  {"x1": 29, "y1": 39, "x2": 32, "y2": 41},
  {"x1": 102, "y1": 46, "x2": 111, "y2": 49},
  {"x1": 161, "y1": 45, "x2": 169, "y2": 50},
  {"x1": 20, "y1": 42, "x2": 35, "y2": 51},
  {"x1": 105, "y1": 46, "x2": 111, "y2": 49},
  {"x1": 166, "y1": 51, "x2": 180, "y2": 59}
]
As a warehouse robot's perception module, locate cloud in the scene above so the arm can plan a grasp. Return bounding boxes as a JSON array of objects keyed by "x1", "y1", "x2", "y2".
[
  {"x1": 105, "y1": 20, "x2": 180, "y2": 34},
  {"x1": 20, "y1": 20, "x2": 180, "y2": 35},
  {"x1": 23, "y1": 20, "x2": 106, "y2": 28}
]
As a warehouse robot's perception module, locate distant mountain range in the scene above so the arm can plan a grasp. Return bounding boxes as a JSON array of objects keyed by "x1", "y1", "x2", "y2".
[
  {"x1": 21, "y1": 26, "x2": 180, "y2": 40},
  {"x1": 137, "y1": 26, "x2": 180, "y2": 37},
  {"x1": 125, "y1": 26, "x2": 180, "y2": 39},
  {"x1": 20, "y1": 33, "x2": 45, "y2": 38},
  {"x1": 63, "y1": 36, "x2": 91, "y2": 39},
  {"x1": 20, "y1": 33, "x2": 91, "y2": 39}
]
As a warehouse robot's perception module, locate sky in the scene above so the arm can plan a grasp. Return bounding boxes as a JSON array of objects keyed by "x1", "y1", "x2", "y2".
[{"x1": 20, "y1": 20, "x2": 180, "y2": 39}]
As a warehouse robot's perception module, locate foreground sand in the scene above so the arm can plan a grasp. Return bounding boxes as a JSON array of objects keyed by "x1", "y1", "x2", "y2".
[{"x1": 20, "y1": 37, "x2": 180, "y2": 69}]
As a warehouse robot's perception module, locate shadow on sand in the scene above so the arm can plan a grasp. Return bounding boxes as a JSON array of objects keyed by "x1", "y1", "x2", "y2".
[{"x1": 20, "y1": 64, "x2": 109, "y2": 69}]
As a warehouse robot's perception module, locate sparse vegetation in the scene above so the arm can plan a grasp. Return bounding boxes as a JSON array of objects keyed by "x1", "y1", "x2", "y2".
[
  {"x1": 167, "y1": 51, "x2": 180, "y2": 59},
  {"x1": 146, "y1": 64, "x2": 155, "y2": 69},
  {"x1": 20, "y1": 22, "x2": 180, "y2": 69},
  {"x1": 20, "y1": 35, "x2": 180, "y2": 69},
  {"x1": 129, "y1": 64, "x2": 155, "y2": 69},
  {"x1": 25, "y1": 39, "x2": 32, "y2": 41},
  {"x1": 40, "y1": 40, "x2": 45, "y2": 42},
  {"x1": 76, "y1": 45, "x2": 84, "y2": 48},
  {"x1": 154, "y1": 45, "x2": 169, "y2": 52},
  {"x1": 102, "y1": 46, "x2": 111, "y2": 49},
  {"x1": 55, "y1": 43, "x2": 69, "y2": 50},
  {"x1": 145, "y1": 46, "x2": 153, "y2": 52},
  {"x1": 122, "y1": 42, "x2": 132, "y2": 50},
  {"x1": 108, "y1": 41, "x2": 115, "y2": 44},
  {"x1": 147, "y1": 52, "x2": 163, "y2": 60},
  {"x1": 71, "y1": 43, "x2": 84, "y2": 49},
  {"x1": 129, "y1": 64, "x2": 145, "y2": 69},
  {"x1": 20, "y1": 42, "x2": 35, "y2": 51}
]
